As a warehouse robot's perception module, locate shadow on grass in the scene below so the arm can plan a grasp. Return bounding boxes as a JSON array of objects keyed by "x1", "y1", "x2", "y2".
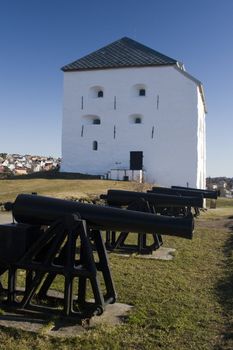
[
  {"x1": 214, "y1": 217, "x2": 233, "y2": 349},
  {"x1": 1, "y1": 170, "x2": 101, "y2": 180}
]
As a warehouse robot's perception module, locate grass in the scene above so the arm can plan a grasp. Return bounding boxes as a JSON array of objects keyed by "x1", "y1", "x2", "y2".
[
  {"x1": 0, "y1": 178, "x2": 150, "y2": 203},
  {"x1": 207, "y1": 197, "x2": 233, "y2": 208},
  {"x1": 0, "y1": 179, "x2": 233, "y2": 349}
]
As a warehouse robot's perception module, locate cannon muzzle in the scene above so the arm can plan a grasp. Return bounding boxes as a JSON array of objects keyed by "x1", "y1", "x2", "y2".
[{"x1": 12, "y1": 194, "x2": 194, "y2": 239}]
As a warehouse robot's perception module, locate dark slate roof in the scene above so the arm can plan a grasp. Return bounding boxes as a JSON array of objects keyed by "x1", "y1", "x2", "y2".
[{"x1": 61, "y1": 37, "x2": 179, "y2": 72}]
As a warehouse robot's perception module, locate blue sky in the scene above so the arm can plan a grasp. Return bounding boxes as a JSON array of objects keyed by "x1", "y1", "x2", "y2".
[{"x1": 0, "y1": 0, "x2": 232, "y2": 177}]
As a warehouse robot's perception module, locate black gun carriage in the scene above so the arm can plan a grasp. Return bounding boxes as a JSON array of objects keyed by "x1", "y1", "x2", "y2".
[
  {"x1": 0, "y1": 193, "x2": 194, "y2": 321},
  {"x1": 100, "y1": 189, "x2": 202, "y2": 254}
]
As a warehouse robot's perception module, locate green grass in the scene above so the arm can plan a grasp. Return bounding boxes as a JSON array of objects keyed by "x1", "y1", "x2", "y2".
[
  {"x1": 0, "y1": 179, "x2": 233, "y2": 349},
  {"x1": 215, "y1": 197, "x2": 233, "y2": 207},
  {"x1": 207, "y1": 197, "x2": 233, "y2": 208}
]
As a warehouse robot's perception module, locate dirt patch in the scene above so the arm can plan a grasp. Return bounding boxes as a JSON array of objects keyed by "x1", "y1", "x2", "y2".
[
  {"x1": 0, "y1": 303, "x2": 133, "y2": 337},
  {"x1": 0, "y1": 213, "x2": 13, "y2": 225}
]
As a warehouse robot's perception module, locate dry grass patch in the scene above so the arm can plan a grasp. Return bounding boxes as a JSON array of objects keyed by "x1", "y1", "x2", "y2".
[{"x1": 0, "y1": 178, "x2": 151, "y2": 203}]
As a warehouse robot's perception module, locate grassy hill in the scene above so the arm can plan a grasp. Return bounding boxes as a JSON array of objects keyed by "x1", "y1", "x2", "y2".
[
  {"x1": 0, "y1": 178, "x2": 150, "y2": 203},
  {"x1": 0, "y1": 179, "x2": 233, "y2": 349}
]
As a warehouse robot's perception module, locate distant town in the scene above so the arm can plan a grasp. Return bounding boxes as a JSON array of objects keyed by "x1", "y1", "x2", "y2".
[
  {"x1": 0, "y1": 152, "x2": 232, "y2": 197},
  {"x1": 206, "y1": 177, "x2": 233, "y2": 198},
  {"x1": 0, "y1": 153, "x2": 61, "y2": 177}
]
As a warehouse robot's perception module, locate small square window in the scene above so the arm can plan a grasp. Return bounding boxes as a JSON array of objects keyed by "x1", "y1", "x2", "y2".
[
  {"x1": 139, "y1": 89, "x2": 146, "y2": 96},
  {"x1": 93, "y1": 119, "x2": 100, "y2": 125},
  {"x1": 97, "y1": 90, "x2": 103, "y2": 98},
  {"x1": 135, "y1": 118, "x2": 142, "y2": 124}
]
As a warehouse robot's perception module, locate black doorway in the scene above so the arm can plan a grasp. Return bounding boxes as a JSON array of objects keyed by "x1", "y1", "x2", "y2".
[{"x1": 130, "y1": 151, "x2": 143, "y2": 170}]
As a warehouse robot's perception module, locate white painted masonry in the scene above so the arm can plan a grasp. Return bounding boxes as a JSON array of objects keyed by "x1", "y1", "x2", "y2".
[{"x1": 61, "y1": 64, "x2": 206, "y2": 188}]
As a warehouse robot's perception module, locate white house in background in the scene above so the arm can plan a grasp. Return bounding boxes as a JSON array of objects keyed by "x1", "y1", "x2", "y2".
[{"x1": 61, "y1": 37, "x2": 207, "y2": 187}]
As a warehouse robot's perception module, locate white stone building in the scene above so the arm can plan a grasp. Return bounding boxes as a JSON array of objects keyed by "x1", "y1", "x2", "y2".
[{"x1": 61, "y1": 37, "x2": 206, "y2": 187}]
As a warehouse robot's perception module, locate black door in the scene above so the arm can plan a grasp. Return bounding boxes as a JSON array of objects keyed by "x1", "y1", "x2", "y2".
[{"x1": 130, "y1": 151, "x2": 143, "y2": 170}]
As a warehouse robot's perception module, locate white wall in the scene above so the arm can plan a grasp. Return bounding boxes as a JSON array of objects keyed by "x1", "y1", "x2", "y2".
[
  {"x1": 61, "y1": 66, "x2": 205, "y2": 187},
  {"x1": 196, "y1": 87, "x2": 206, "y2": 189}
]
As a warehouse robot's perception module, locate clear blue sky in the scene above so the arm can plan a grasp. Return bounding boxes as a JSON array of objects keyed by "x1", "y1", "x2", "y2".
[{"x1": 0, "y1": 0, "x2": 232, "y2": 177}]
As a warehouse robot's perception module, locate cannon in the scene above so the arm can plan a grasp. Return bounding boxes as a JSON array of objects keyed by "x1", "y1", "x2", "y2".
[
  {"x1": 149, "y1": 187, "x2": 205, "y2": 216},
  {"x1": 12, "y1": 194, "x2": 194, "y2": 237},
  {"x1": 100, "y1": 189, "x2": 202, "y2": 253},
  {"x1": 150, "y1": 186, "x2": 217, "y2": 199},
  {"x1": 101, "y1": 189, "x2": 203, "y2": 209},
  {"x1": 171, "y1": 186, "x2": 219, "y2": 199},
  {"x1": 0, "y1": 194, "x2": 194, "y2": 321}
]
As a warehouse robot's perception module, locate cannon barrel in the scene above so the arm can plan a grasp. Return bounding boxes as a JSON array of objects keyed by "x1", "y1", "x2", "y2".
[
  {"x1": 101, "y1": 189, "x2": 203, "y2": 208},
  {"x1": 12, "y1": 194, "x2": 194, "y2": 239},
  {"x1": 171, "y1": 186, "x2": 219, "y2": 199},
  {"x1": 150, "y1": 187, "x2": 205, "y2": 199}
]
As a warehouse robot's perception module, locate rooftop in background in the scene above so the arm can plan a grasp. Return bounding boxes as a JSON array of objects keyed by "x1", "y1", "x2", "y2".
[{"x1": 61, "y1": 37, "x2": 182, "y2": 72}]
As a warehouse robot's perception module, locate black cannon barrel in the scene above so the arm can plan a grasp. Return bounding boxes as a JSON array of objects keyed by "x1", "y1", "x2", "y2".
[
  {"x1": 101, "y1": 189, "x2": 203, "y2": 208},
  {"x1": 171, "y1": 186, "x2": 219, "y2": 199},
  {"x1": 12, "y1": 194, "x2": 194, "y2": 239},
  {"x1": 150, "y1": 187, "x2": 205, "y2": 199}
]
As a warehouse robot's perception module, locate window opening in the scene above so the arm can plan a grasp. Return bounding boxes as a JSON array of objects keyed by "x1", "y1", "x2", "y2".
[
  {"x1": 81, "y1": 125, "x2": 84, "y2": 137},
  {"x1": 93, "y1": 141, "x2": 98, "y2": 151},
  {"x1": 135, "y1": 117, "x2": 142, "y2": 124},
  {"x1": 114, "y1": 125, "x2": 116, "y2": 139},
  {"x1": 114, "y1": 96, "x2": 116, "y2": 110},
  {"x1": 81, "y1": 96, "x2": 84, "y2": 110},
  {"x1": 151, "y1": 126, "x2": 155, "y2": 139},
  {"x1": 157, "y1": 95, "x2": 159, "y2": 109},
  {"x1": 139, "y1": 89, "x2": 146, "y2": 96},
  {"x1": 93, "y1": 118, "x2": 101, "y2": 125},
  {"x1": 129, "y1": 114, "x2": 143, "y2": 124},
  {"x1": 97, "y1": 90, "x2": 103, "y2": 98}
]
